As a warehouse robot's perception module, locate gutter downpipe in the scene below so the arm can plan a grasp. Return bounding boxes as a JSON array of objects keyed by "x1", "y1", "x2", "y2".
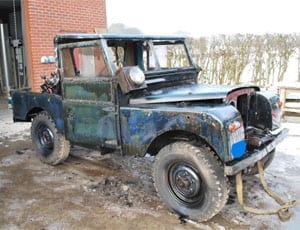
[{"x1": 0, "y1": 23, "x2": 11, "y2": 98}]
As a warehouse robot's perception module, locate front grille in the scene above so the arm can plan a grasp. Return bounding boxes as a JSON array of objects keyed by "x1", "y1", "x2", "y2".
[{"x1": 226, "y1": 88, "x2": 256, "y2": 129}]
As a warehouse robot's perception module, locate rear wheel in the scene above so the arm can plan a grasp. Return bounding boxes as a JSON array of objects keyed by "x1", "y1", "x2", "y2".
[
  {"x1": 31, "y1": 111, "x2": 70, "y2": 165},
  {"x1": 153, "y1": 141, "x2": 228, "y2": 222}
]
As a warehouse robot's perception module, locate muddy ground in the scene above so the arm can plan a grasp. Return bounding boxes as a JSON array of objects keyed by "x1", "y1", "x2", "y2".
[{"x1": 0, "y1": 104, "x2": 299, "y2": 229}]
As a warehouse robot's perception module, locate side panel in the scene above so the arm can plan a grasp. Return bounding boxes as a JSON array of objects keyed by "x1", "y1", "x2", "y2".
[
  {"x1": 12, "y1": 90, "x2": 64, "y2": 132},
  {"x1": 120, "y1": 104, "x2": 239, "y2": 160},
  {"x1": 63, "y1": 79, "x2": 117, "y2": 147}
]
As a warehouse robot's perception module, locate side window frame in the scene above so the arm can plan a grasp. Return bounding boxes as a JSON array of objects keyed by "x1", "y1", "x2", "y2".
[{"x1": 57, "y1": 40, "x2": 113, "y2": 79}]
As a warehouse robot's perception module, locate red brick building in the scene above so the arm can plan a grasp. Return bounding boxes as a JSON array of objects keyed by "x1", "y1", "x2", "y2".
[{"x1": 0, "y1": 0, "x2": 107, "y2": 93}]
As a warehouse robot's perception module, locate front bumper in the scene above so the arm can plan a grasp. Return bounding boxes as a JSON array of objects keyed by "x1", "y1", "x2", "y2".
[{"x1": 224, "y1": 127, "x2": 289, "y2": 175}]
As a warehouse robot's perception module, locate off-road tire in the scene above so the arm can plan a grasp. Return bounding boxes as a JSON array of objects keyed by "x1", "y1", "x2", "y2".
[
  {"x1": 31, "y1": 111, "x2": 70, "y2": 165},
  {"x1": 153, "y1": 141, "x2": 229, "y2": 222},
  {"x1": 243, "y1": 150, "x2": 275, "y2": 176}
]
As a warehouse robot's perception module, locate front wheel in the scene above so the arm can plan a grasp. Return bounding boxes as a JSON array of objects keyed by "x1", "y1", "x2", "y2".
[
  {"x1": 153, "y1": 142, "x2": 229, "y2": 222},
  {"x1": 31, "y1": 111, "x2": 70, "y2": 165}
]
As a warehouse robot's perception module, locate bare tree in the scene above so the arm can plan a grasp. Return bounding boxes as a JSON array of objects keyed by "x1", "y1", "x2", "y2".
[
  {"x1": 186, "y1": 33, "x2": 299, "y2": 87},
  {"x1": 250, "y1": 35, "x2": 265, "y2": 86},
  {"x1": 187, "y1": 37, "x2": 209, "y2": 82},
  {"x1": 275, "y1": 34, "x2": 296, "y2": 82}
]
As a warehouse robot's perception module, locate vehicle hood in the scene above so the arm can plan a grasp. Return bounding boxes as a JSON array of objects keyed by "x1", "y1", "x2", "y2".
[{"x1": 130, "y1": 84, "x2": 259, "y2": 104}]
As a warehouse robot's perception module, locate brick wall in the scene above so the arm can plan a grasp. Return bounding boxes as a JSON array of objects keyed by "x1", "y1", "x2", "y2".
[{"x1": 23, "y1": 0, "x2": 107, "y2": 92}]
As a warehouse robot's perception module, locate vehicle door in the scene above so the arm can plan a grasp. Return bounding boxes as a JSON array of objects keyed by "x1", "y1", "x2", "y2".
[{"x1": 58, "y1": 40, "x2": 117, "y2": 148}]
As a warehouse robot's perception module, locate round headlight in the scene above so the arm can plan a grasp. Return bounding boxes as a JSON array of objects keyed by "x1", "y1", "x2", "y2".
[{"x1": 129, "y1": 66, "x2": 145, "y2": 86}]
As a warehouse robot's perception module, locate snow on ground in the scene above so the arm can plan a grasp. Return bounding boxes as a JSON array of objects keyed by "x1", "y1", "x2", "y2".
[{"x1": 0, "y1": 109, "x2": 30, "y2": 141}]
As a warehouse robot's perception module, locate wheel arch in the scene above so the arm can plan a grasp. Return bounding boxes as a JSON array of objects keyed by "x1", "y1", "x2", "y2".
[
  {"x1": 120, "y1": 107, "x2": 228, "y2": 160},
  {"x1": 26, "y1": 107, "x2": 44, "y2": 121},
  {"x1": 147, "y1": 130, "x2": 221, "y2": 160},
  {"x1": 27, "y1": 106, "x2": 65, "y2": 134}
]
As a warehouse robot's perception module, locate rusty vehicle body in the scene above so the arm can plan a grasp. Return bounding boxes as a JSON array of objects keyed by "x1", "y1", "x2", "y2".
[{"x1": 11, "y1": 34, "x2": 288, "y2": 222}]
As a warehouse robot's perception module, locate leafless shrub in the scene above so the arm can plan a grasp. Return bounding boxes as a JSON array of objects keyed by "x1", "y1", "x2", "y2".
[{"x1": 186, "y1": 34, "x2": 299, "y2": 87}]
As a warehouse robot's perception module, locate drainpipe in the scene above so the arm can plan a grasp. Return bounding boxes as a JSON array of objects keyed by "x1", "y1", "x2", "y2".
[{"x1": 0, "y1": 23, "x2": 11, "y2": 98}]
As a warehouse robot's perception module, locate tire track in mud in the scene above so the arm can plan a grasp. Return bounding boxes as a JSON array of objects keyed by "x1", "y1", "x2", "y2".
[{"x1": 62, "y1": 154, "x2": 121, "y2": 178}]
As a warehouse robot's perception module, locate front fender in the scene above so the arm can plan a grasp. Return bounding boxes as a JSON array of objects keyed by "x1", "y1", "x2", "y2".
[{"x1": 120, "y1": 104, "x2": 239, "y2": 160}]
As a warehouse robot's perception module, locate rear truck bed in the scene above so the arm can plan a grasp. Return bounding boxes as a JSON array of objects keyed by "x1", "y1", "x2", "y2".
[{"x1": 11, "y1": 89, "x2": 64, "y2": 132}]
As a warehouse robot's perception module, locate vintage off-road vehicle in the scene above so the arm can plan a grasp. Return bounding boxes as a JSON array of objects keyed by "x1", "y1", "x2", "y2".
[{"x1": 12, "y1": 34, "x2": 289, "y2": 221}]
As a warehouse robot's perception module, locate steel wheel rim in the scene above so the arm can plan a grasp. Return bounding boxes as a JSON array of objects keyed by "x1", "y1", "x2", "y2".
[
  {"x1": 168, "y1": 163, "x2": 204, "y2": 205},
  {"x1": 36, "y1": 123, "x2": 54, "y2": 156}
]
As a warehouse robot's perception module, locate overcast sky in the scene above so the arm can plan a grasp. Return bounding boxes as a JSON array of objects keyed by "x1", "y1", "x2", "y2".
[{"x1": 106, "y1": 0, "x2": 299, "y2": 36}]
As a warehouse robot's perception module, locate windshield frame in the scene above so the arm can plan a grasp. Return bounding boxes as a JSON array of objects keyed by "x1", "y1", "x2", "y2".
[
  {"x1": 104, "y1": 38, "x2": 196, "y2": 77},
  {"x1": 145, "y1": 40, "x2": 194, "y2": 71}
]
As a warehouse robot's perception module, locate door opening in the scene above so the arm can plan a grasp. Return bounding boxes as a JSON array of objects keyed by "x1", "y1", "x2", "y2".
[{"x1": 0, "y1": 0, "x2": 26, "y2": 97}]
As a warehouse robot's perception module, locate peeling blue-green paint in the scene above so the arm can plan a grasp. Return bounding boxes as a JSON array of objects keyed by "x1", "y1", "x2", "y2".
[
  {"x1": 12, "y1": 91, "x2": 64, "y2": 133},
  {"x1": 63, "y1": 79, "x2": 111, "y2": 101},
  {"x1": 119, "y1": 104, "x2": 239, "y2": 161}
]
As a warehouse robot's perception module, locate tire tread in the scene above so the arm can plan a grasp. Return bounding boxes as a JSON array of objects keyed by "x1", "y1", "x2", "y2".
[
  {"x1": 153, "y1": 141, "x2": 229, "y2": 222},
  {"x1": 31, "y1": 111, "x2": 70, "y2": 165}
]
